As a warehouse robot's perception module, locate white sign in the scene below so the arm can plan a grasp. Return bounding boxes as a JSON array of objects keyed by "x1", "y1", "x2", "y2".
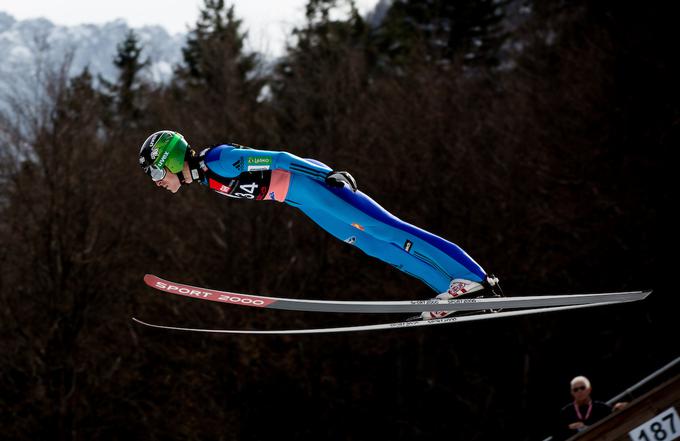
[{"x1": 629, "y1": 407, "x2": 680, "y2": 441}]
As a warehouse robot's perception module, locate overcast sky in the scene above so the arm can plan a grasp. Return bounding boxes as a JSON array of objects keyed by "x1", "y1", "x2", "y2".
[{"x1": 0, "y1": 0, "x2": 380, "y2": 56}]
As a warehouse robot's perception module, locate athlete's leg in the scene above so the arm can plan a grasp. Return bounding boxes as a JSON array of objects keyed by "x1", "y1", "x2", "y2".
[
  {"x1": 294, "y1": 205, "x2": 452, "y2": 292},
  {"x1": 285, "y1": 175, "x2": 488, "y2": 293}
]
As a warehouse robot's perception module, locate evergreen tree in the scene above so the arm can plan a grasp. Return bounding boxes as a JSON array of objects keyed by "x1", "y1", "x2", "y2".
[
  {"x1": 170, "y1": 0, "x2": 267, "y2": 142},
  {"x1": 276, "y1": 0, "x2": 367, "y2": 82},
  {"x1": 101, "y1": 29, "x2": 150, "y2": 123},
  {"x1": 178, "y1": 0, "x2": 259, "y2": 99},
  {"x1": 274, "y1": 0, "x2": 367, "y2": 107},
  {"x1": 372, "y1": 0, "x2": 509, "y2": 67},
  {"x1": 272, "y1": 0, "x2": 370, "y2": 155},
  {"x1": 114, "y1": 30, "x2": 150, "y2": 114},
  {"x1": 293, "y1": 0, "x2": 366, "y2": 55}
]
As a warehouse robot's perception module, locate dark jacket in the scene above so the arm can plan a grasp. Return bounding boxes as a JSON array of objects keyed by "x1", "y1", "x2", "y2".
[{"x1": 554, "y1": 400, "x2": 612, "y2": 440}]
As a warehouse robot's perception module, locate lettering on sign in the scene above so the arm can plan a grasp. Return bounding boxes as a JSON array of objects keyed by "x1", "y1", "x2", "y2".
[{"x1": 629, "y1": 407, "x2": 680, "y2": 441}]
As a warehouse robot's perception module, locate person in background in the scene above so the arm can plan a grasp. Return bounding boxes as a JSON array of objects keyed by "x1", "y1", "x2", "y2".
[{"x1": 555, "y1": 376, "x2": 612, "y2": 440}]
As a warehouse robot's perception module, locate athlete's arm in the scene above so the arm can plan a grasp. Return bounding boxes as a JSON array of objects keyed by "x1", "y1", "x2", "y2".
[
  {"x1": 204, "y1": 144, "x2": 358, "y2": 191},
  {"x1": 204, "y1": 144, "x2": 332, "y2": 181}
]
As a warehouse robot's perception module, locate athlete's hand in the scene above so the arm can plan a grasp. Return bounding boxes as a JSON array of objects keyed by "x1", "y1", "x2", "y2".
[{"x1": 325, "y1": 171, "x2": 358, "y2": 192}]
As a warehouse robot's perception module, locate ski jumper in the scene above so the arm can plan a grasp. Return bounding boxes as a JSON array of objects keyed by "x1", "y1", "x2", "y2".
[{"x1": 199, "y1": 144, "x2": 487, "y2": 293}]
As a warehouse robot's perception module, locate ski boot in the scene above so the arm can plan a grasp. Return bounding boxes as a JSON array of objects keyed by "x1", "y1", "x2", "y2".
[
  {"x1": 481, "y1": 274, "x2": 504, "y2": 312},
  {"x1": 419, "y1": 275, "x2": 504, "y2": 320}
]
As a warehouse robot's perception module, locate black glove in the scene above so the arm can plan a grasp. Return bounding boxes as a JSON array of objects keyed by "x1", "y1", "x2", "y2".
[{"x1": 325, "y1": 171, "x2": 358, "y2": 192}]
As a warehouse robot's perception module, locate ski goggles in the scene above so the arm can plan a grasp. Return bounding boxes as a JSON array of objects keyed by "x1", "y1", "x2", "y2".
[{"x1": 148, "y1": 165, "x2": 167, "y2": 182}]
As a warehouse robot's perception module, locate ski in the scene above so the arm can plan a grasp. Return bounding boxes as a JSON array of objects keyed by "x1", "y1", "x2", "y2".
[
  {"x1": 132, "y1": 301, "x2": 622, "y2": 335},
  {"x1": 143, "y1": 274, "x2": 651, "y2": 314}
]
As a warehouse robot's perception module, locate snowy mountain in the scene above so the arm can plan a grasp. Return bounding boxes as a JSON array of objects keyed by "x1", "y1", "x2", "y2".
[
  {"x1": 0, "y1": 11, "x2": 185, "y2": 89},
  {"x1": 366, "y1": 0, "x2": 392, "y2": 27}
]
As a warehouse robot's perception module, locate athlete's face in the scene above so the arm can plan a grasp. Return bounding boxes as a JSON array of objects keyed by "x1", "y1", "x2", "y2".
[{"x1": 155, "y1": 168, "x2": 181, "y2": 193}]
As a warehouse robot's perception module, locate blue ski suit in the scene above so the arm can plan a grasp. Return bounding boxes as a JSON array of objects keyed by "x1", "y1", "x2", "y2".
[{"x1": 199, "y1": 144, "x2": 487, "y2": 294}]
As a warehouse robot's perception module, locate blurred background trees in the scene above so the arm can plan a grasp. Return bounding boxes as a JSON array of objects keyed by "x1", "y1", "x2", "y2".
[{"x1": 0, "y1": 0, "x2": 674, "y2": 440}]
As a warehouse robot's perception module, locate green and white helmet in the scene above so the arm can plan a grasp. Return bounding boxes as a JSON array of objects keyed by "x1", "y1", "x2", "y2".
[{"x1": 139, "y1": 130, "x2": 189, "y2": 181}]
